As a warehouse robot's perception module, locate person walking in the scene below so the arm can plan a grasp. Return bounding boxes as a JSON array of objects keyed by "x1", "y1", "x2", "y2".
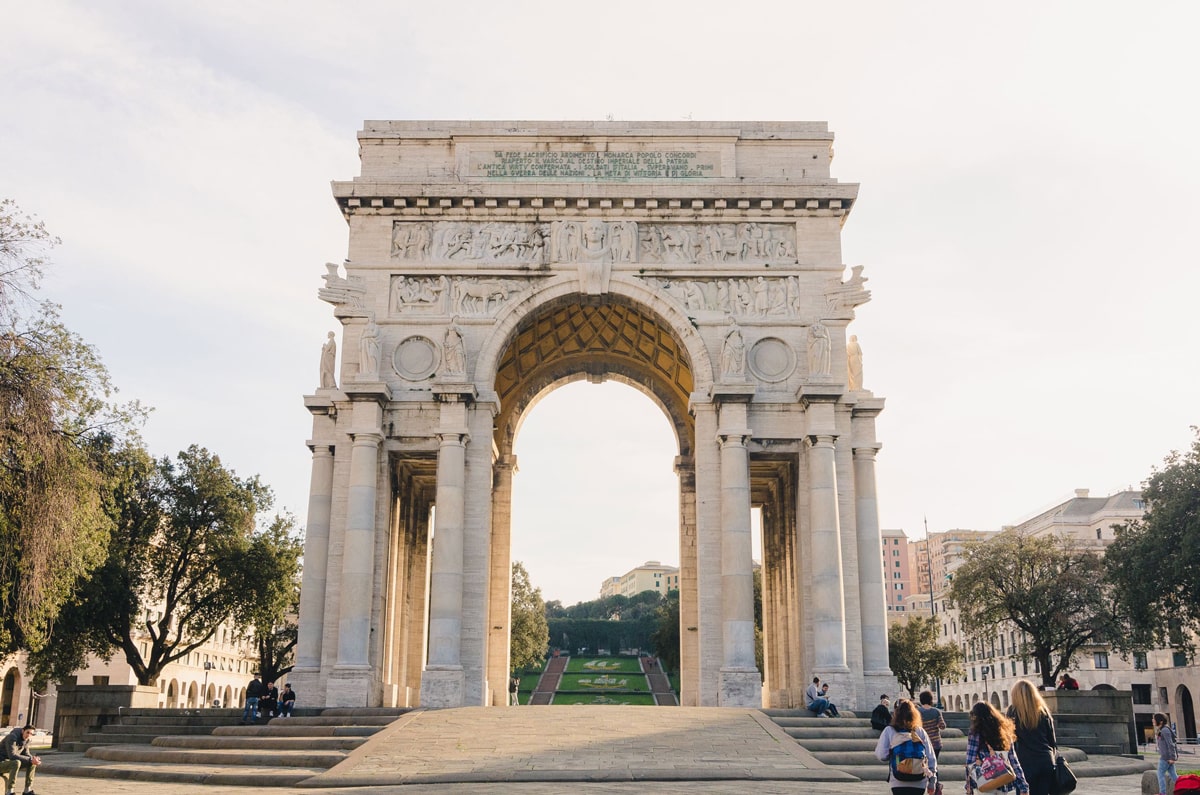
[
  {"x1": 874, "y1": 698, "x2": 937, "y2": 795},
  {"x1": 1007, "y1": 680, "x2": 1057, "y2": 795},
  {"x1": 0, "y1": 724, "x2": 40, "y2": 795},
  {"x1": 965, "y1": 701, "x2": 1029, "y2": 794},
  {"x1": 242, "y1": 674, "x2": 265, "y2": 724},
  {"x1": 1153, "y1": 712, "x2": 1179, "y2": 795},
  {"x1": 509, "y1": 676, "x2": 520, "y2": 706},
  {"x1": 917, "y1": 690, "x2": 947, "y2": 795}
]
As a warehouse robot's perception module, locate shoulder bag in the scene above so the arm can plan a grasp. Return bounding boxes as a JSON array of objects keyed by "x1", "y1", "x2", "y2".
[{"x1": 968, "y1": 742, "x2": 1017, "y2": 793}]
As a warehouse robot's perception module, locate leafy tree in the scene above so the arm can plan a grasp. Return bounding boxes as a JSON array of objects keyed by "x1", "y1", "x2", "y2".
[
  {"x1": 236, "y1": 514, "x2": 303, "y2": 685},
  {"x1": 36, "y1": 445, "x2": 278, "y2": 685},
  {"x1": 510, "y1": 561, "x2": 548, "y2": 671},
  {"x1": 650, "y1": 589, "x2": 680, "y2": 673},
  {"x1": 0, "y1": 200, "x2": 144, "y2": 658},
  {"x1": 888, "y1": 614, "x2": 964, "y2": 698},
  {"x1": 945, "y1": 530, "x2": 1115, "y2": 687},
  {"x1": 1106, "y1": 429, "x2": 1200, "y2": 654}
]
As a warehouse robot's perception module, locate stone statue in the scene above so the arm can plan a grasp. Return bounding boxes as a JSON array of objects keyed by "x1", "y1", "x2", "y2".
[
  {"x1": 319, "y1": 331, "x2": 337, "y2": 389},
  {"x1": 807, "y1": 322, "x2": 831, "y2": 377},
  {"x1": 443, "y1": 326, "x2": 466, "y2": 376},
  {"x1": 359, "y1": 317, "x2": 381, "y2": 378},
  {"x1": 721, "y1": 328, "x2": 745, "y2": 379},
  {"x1": 847, "y1": 334, "x2": 864, "y2": 391}
]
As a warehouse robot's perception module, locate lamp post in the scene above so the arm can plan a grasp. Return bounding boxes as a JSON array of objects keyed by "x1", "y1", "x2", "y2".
[
  {"x1": 924, "y1": 517, "x2": 942, "y2": 708},
  {"x1": 981, "y1": 664, "x2": 990, "y2": 704},
  {"x1": 202, "y1": 661, "x2": 214, "y2": 707}
]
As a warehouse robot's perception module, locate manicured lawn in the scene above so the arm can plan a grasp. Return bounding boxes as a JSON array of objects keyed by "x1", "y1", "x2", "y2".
[
  {"x1": 552, "y1": 693, "x2": 658, "y2": 706},
  {"x1": 565, "y1": 656, "x2": 644, "y2": 674},
  {"x1": 669, "y1": 673, "x2": 680, "y2": 695},
  {"x1": 558, "y1": 672, "x2": 649, "y2": 692},
  {"x1": 519, "y1": 673, "x2": 542, "y2": 691}
]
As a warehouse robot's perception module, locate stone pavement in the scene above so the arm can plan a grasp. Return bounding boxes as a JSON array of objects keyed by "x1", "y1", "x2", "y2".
[{"x1": 31, "y1": 705, "x2": 1155, "y2": 793}]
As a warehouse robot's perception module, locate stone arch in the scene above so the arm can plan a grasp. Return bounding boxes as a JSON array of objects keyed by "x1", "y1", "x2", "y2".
[
  {"x1": 1177, "y1": 685, "x2": 1197, "y2": 740},
  {"x1": 1, "y1": 666, "x2": 19, "y2": 726}
]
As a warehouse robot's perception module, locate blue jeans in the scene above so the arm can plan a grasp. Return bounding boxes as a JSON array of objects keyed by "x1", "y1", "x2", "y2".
[
  {"x1": 242, "y1": 696, "x2": 259, "y2": 722},
  {"x1": 1158, "y1": 758, "x2": 1177, "y2": 794},
  {"x1": 808, "y1": 697, "x2": 830, "y2": 715}
]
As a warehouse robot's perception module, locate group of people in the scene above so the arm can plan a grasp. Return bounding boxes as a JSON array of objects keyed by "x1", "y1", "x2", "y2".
[{"x1": 241, "y1": 675, "x2": 297, "y2": 724}]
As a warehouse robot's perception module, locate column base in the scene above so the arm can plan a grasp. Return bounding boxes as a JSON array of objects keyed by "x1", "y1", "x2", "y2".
[
  {"x1": 813, "y1": 667, "x2": 855, "y2": 712},
  {"x1": 327, "y1": 665, "x2": 376, "y2": 707},
  {"x1": 718, "y1": 667, "x2": 762, "y2": 708},
  {"x1": 286, "y1": 667, "x2": 325, "y2": 708},
  {"x1": 862, "y1": 671, "x2": 901, "y2": 710},
  {"x1": 419, "y1": 666, "x2": 465, "y2": 709}
]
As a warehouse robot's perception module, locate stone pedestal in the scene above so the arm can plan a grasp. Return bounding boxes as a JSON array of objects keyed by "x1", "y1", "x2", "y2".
[
  {"x1": 719, "y1": 668, "x2": 763, "y2": 707},
  {"x1": 327, "y1": 665, "x2": 375, "y2": 707},
  {"x1": 420, "y1": 667, "x2": 465, "y2": 709}
]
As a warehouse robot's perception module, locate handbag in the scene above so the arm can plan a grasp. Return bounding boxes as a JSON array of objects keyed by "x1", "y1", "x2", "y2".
[
  {"x1": 968, "y1": 744, "x2": 1017, "y2": 792},
  {"x1": 1051, "y1": 753, "x2": 1077, "y2": 795}
]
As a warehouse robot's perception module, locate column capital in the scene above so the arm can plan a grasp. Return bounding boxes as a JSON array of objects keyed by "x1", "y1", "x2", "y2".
[
  {"x1": 350, "y1": 431, "x2": 383, "y2": 446},
  {"x1": 434, "y1": 383, "x2": 478, "y2": 403},
  {"x1": 852, "y1": 444, "x2": 882, "y2": 459},
  {"x1": 306, "y1": 441, "x2": 335, "y2": 455},
  {"x1": 710, "y1": 383, "x2": 756, "y2": 404},
  {"x1": 436, "y1": 431, "x2": 470, "y2": 447},
  {"x1": 797, "y1": 382, "x2": 843, "y2": 407},
  {"x1": 806, "y1": 434, "x2": 837, "y2": 449},
  {"x1": 717, "y1": 430, "x2": 752, "y2": 449}
]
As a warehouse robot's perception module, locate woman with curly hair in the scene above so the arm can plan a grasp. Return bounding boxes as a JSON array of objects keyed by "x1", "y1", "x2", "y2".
[
  {"x1": 965, "y1": 701, "x2": 1029, "y2": 794},
  {"x1": 874, "y1": 698, "x2": 938, "y2": 795},
  {"x1": 1007, "y1": 680, "x2": 1058, "y2": 795}
]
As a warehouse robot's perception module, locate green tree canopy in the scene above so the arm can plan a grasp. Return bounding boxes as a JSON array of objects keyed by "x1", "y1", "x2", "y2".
[
  {"x1": 1106, "y1": 429, "x2": 1200, "y2": 654},
  {"x1": 888, "y1": 614, "x2": 964, "y2": 698},
  {"x1": 35, "y1": 445, "x2": 283, "y2": 685},
  {"x1": 650, "y1": 588, "x2": 680, "y2": 673},
  {"x1": 945, "y1": 530, "x2": 1115, "y2": 687},
  {"x1": 0, "y1": 199, "x2": 145, "y2": 659},
  {"x1": 510, "y1": 561, "x2": 548, "y2": 671}
]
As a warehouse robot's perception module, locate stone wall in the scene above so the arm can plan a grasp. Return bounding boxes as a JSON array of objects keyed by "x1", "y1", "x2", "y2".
[{"x1": 51, "y1": 677, "x2": 160, "y2": 749}]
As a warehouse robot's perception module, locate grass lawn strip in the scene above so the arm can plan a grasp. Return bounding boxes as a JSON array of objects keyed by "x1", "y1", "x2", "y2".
[
  {"x1": 564, "y1": 656, "x2": 644, "y2": 674},
  {"x1": 551, "y1": 692, "x2": 658, "y2": 706},
  {"x1": 558, "y1": 672, "x2": 650, "y2": 693}
]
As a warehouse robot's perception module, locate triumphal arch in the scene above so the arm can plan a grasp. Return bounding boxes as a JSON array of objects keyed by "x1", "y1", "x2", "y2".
[{"x1": 291, "y1": 121, "x2": 893, "y2": 711}]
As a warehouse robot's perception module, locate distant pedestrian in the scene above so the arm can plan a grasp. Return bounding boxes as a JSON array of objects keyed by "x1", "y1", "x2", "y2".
[
  {"x1": 1007, "y1": 680, "x2": 1056, "y2": 795},
  {"x1": 509, "y1": 676, "x2": 520, "y2": 706},
  {"x1": 1154, "y1": 712, "x2": 1178, "y2": 795},
  {"x1": 242, "y1": 674, "x2": 264, "y2": 723},
  {"x1": 871, "y1": 695, "x2": 893, "y2": 733},
  {"x1": 279, "y1": 683, "x2": 296, "y2": 717},
  {"x1": 1056, "y1": 674, "x2": 1079, "y2": 690},
  {"x1": 918, "y1": 690, "x2": 947, "y2": 795},
  {"x1": 0, "y1": 724, "x2": 41, "y2": 795}
]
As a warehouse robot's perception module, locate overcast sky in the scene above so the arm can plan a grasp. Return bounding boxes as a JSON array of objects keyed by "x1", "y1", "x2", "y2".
[{"x1": 4, "y1": 2, "x2": 1198, "y2": 606}]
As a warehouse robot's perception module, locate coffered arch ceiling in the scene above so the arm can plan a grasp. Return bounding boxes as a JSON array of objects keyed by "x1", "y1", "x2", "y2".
[{"x1": 493, "y1": 297, "x2": 696, "y2": 457}]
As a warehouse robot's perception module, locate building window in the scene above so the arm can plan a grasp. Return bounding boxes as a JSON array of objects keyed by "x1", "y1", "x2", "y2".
[
  {"x1": 895, "y1": 561, "x2": 901, "y2": 567},
  {"x1": 1001, "y1": 662, "x2": 1006, "y2": 677},
  {"x1": 1134, "y1": 499, "x2": 1145, "y2": 509},
  {"x1": 1132, "y1": 684, "x2": 1153, "y2": 705},
  {"x1": 1134, "y1": 652, "x2": 1148, "y2": 670},
  {"x1": 1174, "y1": 651, "x2": 1188, "y2": 667},
  {"x1": 1094, "y1": 652, "x2": 1109, "y2": 669},
  {"x1": 1160, "y1": 687, "x2": 1170, "y2": 704}
]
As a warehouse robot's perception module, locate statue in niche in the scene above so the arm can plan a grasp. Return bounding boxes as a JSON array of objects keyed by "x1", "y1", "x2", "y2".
[
  {"x1": 319, "y1": 331, "x2": 337, "y2": 389},
  {"x1": 359, "y1": 317, "x2": 381, "y2": 378},
  {"x1": 721, "y1": 327, "x2": 746, "y2": 379},
  {"x1": 443, "y1": 326, "x2": 466, "y2": 376},
  {"x1": 847, "y1": 334, "x2": 864, "y2": 390},
  {"x1": 807, "y1": 322, "x2": 831, "y2": 377}
]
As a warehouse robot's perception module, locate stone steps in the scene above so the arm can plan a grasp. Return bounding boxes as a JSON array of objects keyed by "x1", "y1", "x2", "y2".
[
  {"x1": 151, "y1": 734, "x2": 365, "y2": 751},
  {"x1": 85, "y1": 745, "x2": 347, "y2": 768}
]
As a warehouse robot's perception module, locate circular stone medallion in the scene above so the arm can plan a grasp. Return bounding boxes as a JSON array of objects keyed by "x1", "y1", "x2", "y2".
[
  {"x1": 747, "y1": 337, "x2": 796, "y2": 383},
  {"x1": 393, "y1": 336, "x2": 439, "y2": 380}
]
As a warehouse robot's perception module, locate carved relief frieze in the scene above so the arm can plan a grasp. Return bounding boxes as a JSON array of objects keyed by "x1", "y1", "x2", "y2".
[
  {"x1": 639, "y1": 223, "x2": 796, "y2": 264},
  {"x1": 824, "y1": 264, "x2": 871, "y2": 313},
  {"x1": 391, "y1": 221, "x2": 548, "y2": 263},
  {"x1": 550, "y1": 220, "x2": 638, "y2": 263},
  {"x1": 639, "y1": 275, "x2": 807, "y2": 319},
  {"x1": 390, "y1": 275, "x2": 535, "y2": 317}
]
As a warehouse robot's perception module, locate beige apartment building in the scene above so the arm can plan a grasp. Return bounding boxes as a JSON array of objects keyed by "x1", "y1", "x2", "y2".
[
  {"x1": 600, "y1": 561, "x2": 681, "y2": 600},
  {"x1": 921, "y1": 489, "x2": 1198, "y2": 742}
]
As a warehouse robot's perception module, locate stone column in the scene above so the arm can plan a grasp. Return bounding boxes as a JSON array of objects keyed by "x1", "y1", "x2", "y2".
[
  {"x1": 486, "y1": 454, "x2": 517, "y2": 705},
  {"x1": 854, "y1": 446, "x2": 889, "y2": 673},
  {"x1": 807, "y1": 432, "x2": 848, "y2": 673},
  {"x1": 294, "y1": 444, "x2": 334, "y2": 674},
  {"x1": 715, "y1": 394, "x2": 761, "y2": 706},
  {"x1": 675, "y1": 455, "x2": 699, "y2": 707},
  {"x1": 328, "y1": 429, "x2": 382, "y2": 705},
  {"x1": 421, "y1": 390, "x2": 471, "y2": 708}
]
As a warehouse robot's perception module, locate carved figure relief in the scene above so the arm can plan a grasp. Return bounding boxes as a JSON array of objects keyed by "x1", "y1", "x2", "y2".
[
  {"x1": 319, "y1": 331, "x2": 337, "y2": 389},
  {"x1": 640, "y1": 276, "x2": 806, "y2": 319},
  {"x1": 847, "y1": 334, "x2": 864, "y2": 390},
  {"x1": 391, "y1": 221, "x2": 548, "y2": 263},
  {"x1": 807, "y1": 322, "x2": 831, "y2": 378},
  {"x1": 318, "y1": 262, "x2": 367, "y2": 313},
  {"x1": 359, "y1": 317, "x2": 382, "y2": 379},
  {"x1": 551, "y1": 220, "x2": 637, "y2": 263},
  {"x1": 720, "y1": 327, "x2": 746, "y2": 379},
  {"x1": 442, "y1": 326, "x2": 466, "y2": 377},
  {"x1": 390, "y1": 275, "x2": 535, "y2": 317},
  {"x1": 639, "y1": 223, "x2": 796, "y2": 263}
]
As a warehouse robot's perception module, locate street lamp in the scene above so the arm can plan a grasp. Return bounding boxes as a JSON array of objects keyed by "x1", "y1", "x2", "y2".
[
  {"x1": 202, "y1": 661, "x2": 214, "y2": 707},
  {"x1": 981, "y1": 664, "x2": 990, "y2": 704},
  {"x1": 923, "y1": 517, "x2": 942, "y2": 708}
]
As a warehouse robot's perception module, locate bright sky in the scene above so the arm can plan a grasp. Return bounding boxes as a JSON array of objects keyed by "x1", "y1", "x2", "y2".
[{"x1": 4, "y1": 2, "x2": 1198, "y2": 606}]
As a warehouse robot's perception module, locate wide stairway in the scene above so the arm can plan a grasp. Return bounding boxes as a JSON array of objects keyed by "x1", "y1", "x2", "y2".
[
  {"x1": 43, "y1": 707, "x2": 408, "y2": 786},
  {"x1": 761, "y1": 709, "x2": 1155, "y2": 781}
]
